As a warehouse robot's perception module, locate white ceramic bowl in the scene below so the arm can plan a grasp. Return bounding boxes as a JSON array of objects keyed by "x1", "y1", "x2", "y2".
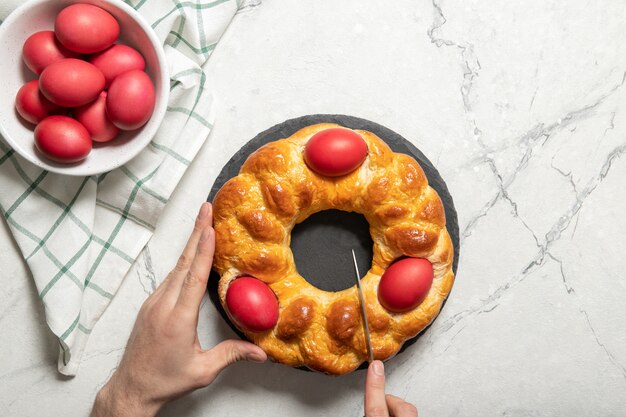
[{"x1": 0, "y1": 0, "x2": 169, "y2": 176}]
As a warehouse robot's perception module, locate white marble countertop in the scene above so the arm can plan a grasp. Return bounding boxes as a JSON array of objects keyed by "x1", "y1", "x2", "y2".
[{"x1": 2, "y1": 0, "x2": 626, "y2": 415}]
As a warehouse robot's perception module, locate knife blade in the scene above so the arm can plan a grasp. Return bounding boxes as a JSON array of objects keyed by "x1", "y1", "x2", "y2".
[{"x1": 352, "y1": 249, "x2": 375, "y2": 364}]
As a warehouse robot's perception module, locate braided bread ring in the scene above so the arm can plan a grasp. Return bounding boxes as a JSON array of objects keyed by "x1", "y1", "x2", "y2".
[{"x1": 213, "y1": 123, "x2": 455, "y2": 375}]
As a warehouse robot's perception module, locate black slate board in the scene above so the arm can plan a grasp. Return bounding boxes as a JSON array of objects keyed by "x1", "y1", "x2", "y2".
[{"x1": 207, "y1": 114, "x2": 459, "y2": 372}]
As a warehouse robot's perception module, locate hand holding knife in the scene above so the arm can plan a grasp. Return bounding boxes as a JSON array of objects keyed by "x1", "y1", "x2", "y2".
[{"x1": 354, "y1": 250, "x2": 419, "y2": 416}]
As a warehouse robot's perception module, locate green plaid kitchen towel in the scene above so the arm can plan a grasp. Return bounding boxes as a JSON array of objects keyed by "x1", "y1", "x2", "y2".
[{"x1": 0, "y1": 0, "x2": 248, "y2": 376}]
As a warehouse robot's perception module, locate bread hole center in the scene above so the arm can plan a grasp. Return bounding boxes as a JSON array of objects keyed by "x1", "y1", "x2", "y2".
[{"x1": 290, "y1": 209, "x2": 374, "y2": 292}]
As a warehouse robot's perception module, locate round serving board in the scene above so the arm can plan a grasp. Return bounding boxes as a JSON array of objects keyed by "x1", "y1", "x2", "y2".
[{"x1": 206, "y1": 114, "x2": 459, "y2": 372}]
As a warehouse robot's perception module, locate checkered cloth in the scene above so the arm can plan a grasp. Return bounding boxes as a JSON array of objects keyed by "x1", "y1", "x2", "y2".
[{"x1": 0, "y1": 0, "x2": 244, "y2": 376}]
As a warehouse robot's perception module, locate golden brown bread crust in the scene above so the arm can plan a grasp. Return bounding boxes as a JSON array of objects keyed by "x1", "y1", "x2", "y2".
[{"x1": 213, "y1": 123, "x2": 455, "y2": 375}]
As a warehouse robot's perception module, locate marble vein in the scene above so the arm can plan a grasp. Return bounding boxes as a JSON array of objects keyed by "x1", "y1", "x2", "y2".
[
  {"x1": 596, "y1": 111, "x2": 617, "y2": 150},
  {"x1": 428, "y1": 0, "x2": 482, "y2": 144},
  {"x1": 237, "y1": 0, "x2": 262, "y2": 13},
  {"x1": 549, "y1": 156, "x2": 578, "y2": 195},
  {"x1": 136, "y1": 246, "x2": 157, "y2": 296},
  {"x1": 0, "y1": 361, "x2": 48, "y2": 379},
  {"x1": 580, "y1": 308, "x2": 626, "y2": 382},
  {"x1": 437, "y1": 138, "x2": 626, "y2": 344},
  {"x1": 439, "y1": 139, "x2": 626, "y2": 333},
  {"x1": 547, "y1": 253, "x2": 626, "y2": 382},
  {"x1": 423, "y1": 0, "x2": 626, "y2": 349},
  {"x1": 82, "y1": 346, "x2": 125, "y2": 362},
  {"x1": 461, "y1": 72, "x2": 626, "y2": 240}
]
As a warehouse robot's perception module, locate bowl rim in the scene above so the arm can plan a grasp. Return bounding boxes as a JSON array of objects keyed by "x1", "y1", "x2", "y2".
[{"x1": 0, "y1": 0, "x2": 170, "y2": 177}]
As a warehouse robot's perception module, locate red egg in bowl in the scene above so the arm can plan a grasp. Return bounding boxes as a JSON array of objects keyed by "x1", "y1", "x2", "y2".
[
  {"x1": 22, "y1": 30, "x2": 80, "y2": 75},
  {"x1": 35, "y1": 115, "x2": 92, "y2": 163}
]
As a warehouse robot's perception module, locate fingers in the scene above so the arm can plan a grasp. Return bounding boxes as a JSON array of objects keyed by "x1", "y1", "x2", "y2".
[
  {"x1": 386, "y1": 395, "x2": 418, "y2": 417},
  {"x1": 175, "y1": 221, "x2": 215, "y2": 312},
  {"x1": 197, "y1": 340, "x2": 267, "y2": 385},
  {"x1": 365, "y1": 360, "x2": 389, "y2": 417},
  {"x1": 165, "y1": 202, "x2": 212, "y2": 297}
]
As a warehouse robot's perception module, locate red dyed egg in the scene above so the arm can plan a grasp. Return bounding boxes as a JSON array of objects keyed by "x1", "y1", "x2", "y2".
[
  {"x1": 55, "y1": 4, "x2": 119, "y2": 54},
  {"x1": 22, "y1": 31, "x2": 80, "y2": 75},
  {"x1": 106, "y1": 69, "x2": 155, "y2": 130},
  {"x1": 15, "y1": 80, "x2": 64, "y2": 124},
  {"x1": 35, "y1": 116, "x2": 92, "y2": 163},
  {"x1": 225, "y1": 277, "x2": 279, "y2": 332},
  {"x1": 378, "y1": 257, "x2": 434, "y2": 313},
  {"x1": 90, "y1": 44, "x2": 146, "y2": 88},
  {"x1": 74, "y1": 91, "x2": 119, "y2": 142},
  {"x1": 304, "y1": 128, "x2": 368, "y2": 176},
  {"x1": 39, "y1": 58, "x2": 105, "y2": 107}
]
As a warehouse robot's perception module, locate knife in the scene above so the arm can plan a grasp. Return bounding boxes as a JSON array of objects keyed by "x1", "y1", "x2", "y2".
[{"x1": 352, "y1": 249, "x2": 375, "y2": 363}]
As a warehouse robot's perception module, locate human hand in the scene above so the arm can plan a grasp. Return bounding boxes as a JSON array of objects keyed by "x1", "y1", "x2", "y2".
[
  {"x1": 365, "y1": 360, "x2": 418, "y2": 417},
  {"x1": 91, "y1": 202, "x2": 267, "y2": 417}
]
